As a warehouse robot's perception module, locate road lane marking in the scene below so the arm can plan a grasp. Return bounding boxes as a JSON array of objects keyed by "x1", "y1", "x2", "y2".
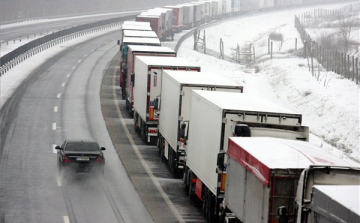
[
  {"x1": 63, "y1": 216, "x2": 69, "y2": 223},
  {"x1": 57, "y1": 93, "x2": 61, "y2": 98},
  {"x1": 52, "y1": 123, "x2": 57, "y2": 130},
  {"x1": 78, "y1": 60, "x2": 81, "y2": 63},
  {"x1": 57, "y1": 176, "x2": 62, "y2": 187},
  {"x1": 54, "y1": 106, "x2": 58, "y2": 112},
  {"x1": 84, "y1": 54, "x2": 88, "y2": 57},
  {"x1": 67, "y1": 74, "x2": 71, "y2": 77},
  {"x1": 61, "y1": 83, "x2": 65, "y2": 87},
  {"x1": 52, "y1": 144, "x2": 57, "y2": 153},
  {"x1": 111, "y1": 65, "x2": 185, "y2": 223},
  {"x1": 72, "y1": 66, "x2": 76, "y2": 70}
]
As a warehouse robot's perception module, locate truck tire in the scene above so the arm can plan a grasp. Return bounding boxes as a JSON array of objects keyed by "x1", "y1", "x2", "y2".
[
  {"x1": 188, "y1": 171, "x2": 196, "y2": 201},
  {"x1": 140, "y1": 120, "x2": 147, "y2": 142},
  {"x1": 183, "y1": 166, "x2": 190, "y2": 192},
  {"x1": 134, "y1": 112, "x2": 140, "y2": 132},
  {"x1": 125, "y1": 99, "x2": 129, "y2": 111}
]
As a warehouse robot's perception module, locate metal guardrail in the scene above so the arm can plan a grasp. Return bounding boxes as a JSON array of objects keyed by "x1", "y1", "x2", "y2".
[{"x1": 0, "y1": 14, "x2": 136, "y2": 76}]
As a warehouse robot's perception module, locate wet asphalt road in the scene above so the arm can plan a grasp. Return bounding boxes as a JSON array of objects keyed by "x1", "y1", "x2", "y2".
[{"x1": 0, "y1": 29, "x2": 206, "y2": 222}]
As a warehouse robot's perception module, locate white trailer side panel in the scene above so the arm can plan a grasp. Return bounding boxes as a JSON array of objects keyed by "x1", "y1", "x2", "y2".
[
  {"x1": 225, "y1": 156, "x2": 247, "y2": 220},
  {"x1": 134, "y1": 57, "x2": 149, "y2": 122},
  {"x1": 187, "y1": 91, "x2": 223, "y2": 195},
  {"x1": 158, "y1": 72, "x2": 182, "y2": 150},
  {"x1": 159, "y1": 71, "x2": 242, "y2": 152},
  {"x1": 134, "y1": 56, "x2": 200, "y2": 122},
  {"x1": 226, "y1": 157, "x2": 270, "y2": 223}
]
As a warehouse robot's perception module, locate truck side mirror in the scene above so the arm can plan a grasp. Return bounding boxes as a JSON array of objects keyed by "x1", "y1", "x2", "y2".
[
  {"x1": 154, "y1": 98, "x2": 159, "y2": 110},
  {"x1": 233, "y1": 124, "x2": 251, "y2": 137},
  {"x1": 180, "y1": 123, "x2": 186, "y2": 139},
  {"x1": 131, "y1": 73, "x2": 135, "y2": 87},
  {"x1": 217, "y1": 151, "x2": 225, "y2": 171}
]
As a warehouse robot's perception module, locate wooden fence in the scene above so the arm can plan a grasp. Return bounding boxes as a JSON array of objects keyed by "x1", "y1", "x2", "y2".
[{"x1": 294, "y1": 4, "x2": 360, "y2": 85}]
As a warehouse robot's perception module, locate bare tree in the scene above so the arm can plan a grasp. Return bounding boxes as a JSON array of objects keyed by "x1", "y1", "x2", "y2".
[{"x1": 336, "y1": 14, "x2": 358, "y2": 53}]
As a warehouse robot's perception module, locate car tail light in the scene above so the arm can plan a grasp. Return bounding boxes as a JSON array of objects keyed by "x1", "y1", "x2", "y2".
[
  {"x1": 95, "y1": 153, "x2": 103, "y2": 163},
  {"x1": 62, "y1": 154, "x2": 71, "y2": 163}
]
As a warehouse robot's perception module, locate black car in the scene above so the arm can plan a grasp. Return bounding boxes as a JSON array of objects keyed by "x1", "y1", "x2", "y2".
[{"x1": 56, "y1": 140, "x2": 106, "y2": 174}]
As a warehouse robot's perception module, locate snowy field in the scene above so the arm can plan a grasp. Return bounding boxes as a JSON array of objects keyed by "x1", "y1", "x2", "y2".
[
  {"x1": 173, "y1": 2, "x2": 359, "y2": 164},
  {"x1": 200, "y1": 2, "x2": 358, "y2": 59}
]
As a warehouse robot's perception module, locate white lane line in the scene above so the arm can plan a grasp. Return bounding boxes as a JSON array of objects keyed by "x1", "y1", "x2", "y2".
[
  {"x1": 91, "y1": 49, "x2": 95, "y2": 52},
  {"x1": 72, "y1": 66, "x2": 76, "y2": 70},
  {"x1": 84, "y1": 54, "x2": 88, "y2": 57},
  {"x1": 52, "y1": 144, "x2": 57, "y2": 154},
  {"x1": 61, "y1": 83, "x2": 66, "y2": 87},
  {"x1": 78, "y1": 60, "x2": 81, "y2": 63},
  {"x1": 57, "y1": 176, "x2": 62, "y2": 187},
  {"x1": 63, "y1": 216, "x2": 70, "y2": 223},
  {"x1": 57, "y1": 93, "x2": 61, "y2": 98},
  {"x1": 67, "y1": 74, "x2": 71, "y2": 77},
  {"x1": 52, "y1": 123, "x2": 57, "y2": 130},
  {"x1": 54, "y1": 106, "x2": 58, "y2": 112},
  {"x1": 111, "y1": 65, "x2": 185, "y2": 223}
]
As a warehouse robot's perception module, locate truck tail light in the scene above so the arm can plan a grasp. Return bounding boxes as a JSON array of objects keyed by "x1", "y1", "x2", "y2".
[
  {"x1": 149, "y1": 107, "x2": 154, "y2": 120},
  {"x1": 148, "y1": 129, "x2": 157, "y2": 134},
  {"x1": 220, "y1": 172, "x2": 227, "y2": 192}
]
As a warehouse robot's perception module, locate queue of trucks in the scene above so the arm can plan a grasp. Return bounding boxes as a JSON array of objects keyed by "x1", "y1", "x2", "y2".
[{"x1": 116, "y1": 1, "x2": 360, "y2": 222}]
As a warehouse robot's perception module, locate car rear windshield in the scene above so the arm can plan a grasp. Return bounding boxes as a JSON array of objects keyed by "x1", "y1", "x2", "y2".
[{"x1": 65, "y1": 142, "x2": 99, "y2": 151}]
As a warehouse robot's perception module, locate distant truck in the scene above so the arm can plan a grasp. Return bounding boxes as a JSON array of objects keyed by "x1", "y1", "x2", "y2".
[
  {"x1": 222, "y1": 137, "x2": 360, "y2": 223},
  {"x1": 158, "y1": 71, "x2": 243, "y2": 175},
  {"x1": 133, "y1": 56, "x2": 200, "y2": 144},
  {"x1": 124, "y1": 46, "x2": 176, "y2": 114},
  {"x1": 179, "y1": 4, "x2": 194, "y2": 28},
  {"x1": 183, "y1": 91, "x2": 310, "y2": 221},
  {"x1": 136, "y1": 15, "x2": 163, "y2": 40},
  {"x1": 119, "y1": 37, "x2": 160, "y2": 96},
  {"x1": 163, "y1": 5, "x2": 184, "y2": 32}
]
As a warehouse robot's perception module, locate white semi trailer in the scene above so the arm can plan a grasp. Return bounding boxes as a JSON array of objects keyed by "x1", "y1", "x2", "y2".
[
  {"x1": 133, "y1": 56, "x2": 200, "y2": 144},
  {"x1": 184, "y1": 90, "x2": 310, "y2": 222},
  {"x1": 222, "y1": 137, "x2": 360, "y2": 223},
  {"x1": 158, "y1": 71, "x2": 243, "y2": 176}
]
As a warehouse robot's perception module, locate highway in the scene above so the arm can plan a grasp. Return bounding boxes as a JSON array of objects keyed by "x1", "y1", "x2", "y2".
[
  {"x1": 0, "y1": 24, "x2": 205, "y2": 222},
  {"x1": 0, "y1": 11, "x2": 138, "y2": 42}
]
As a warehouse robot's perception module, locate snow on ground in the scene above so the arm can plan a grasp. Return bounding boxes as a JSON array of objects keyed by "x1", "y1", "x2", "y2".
[
  {"x1": 0, "y1": 26, "x2": 120, "y2": 109},
  {"x1": 174, "y1": 2, "x2": 360, "y2": 164},
  {"x1": 202, "y1": 2, "x2": 357, "y2": 59}
]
